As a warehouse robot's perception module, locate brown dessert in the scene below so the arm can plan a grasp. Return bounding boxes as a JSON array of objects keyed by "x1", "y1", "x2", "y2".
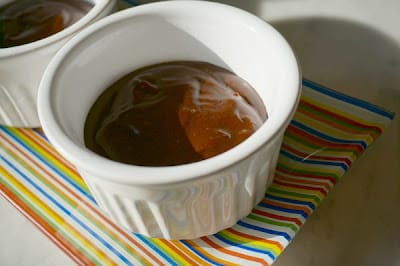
[
  {"x1": 0, "y1": 0, "x2": 93, "y2": 48},
  {"x1": 84, "y1": 61, "x2": 267, "y2": 166}
]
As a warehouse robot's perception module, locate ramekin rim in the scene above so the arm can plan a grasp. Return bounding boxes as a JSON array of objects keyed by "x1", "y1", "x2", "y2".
[
  {"x1": 0, "y1": 0, "x2": 115, "y2": 57},
  {"x1": 38, "y1": 0, "x2": 301, "y2": 186}
]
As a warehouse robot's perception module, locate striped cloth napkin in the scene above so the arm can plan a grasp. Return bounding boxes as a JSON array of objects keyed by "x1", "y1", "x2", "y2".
[{"x1": 0, "y1": 80, "x2": 394, "y2": 265}]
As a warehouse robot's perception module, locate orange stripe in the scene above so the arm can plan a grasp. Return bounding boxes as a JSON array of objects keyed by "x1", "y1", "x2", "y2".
[
  {"x1": 185, "y1": 240, "x2": 240, "y2": 266},
  {"x1": 262, "y1": 199, "x2": 312, "y2": 216},
  {"x1": 276, "y1": 166, "x2": 337, "y2": 185},
  {"x1": 227, "y1": 228, "x2": 284, "y2": 250},
  {"x1": 13, "y1": 129, "x2": 88, "y2": 193},
  {"x1": 274, "y1": 173, "x2": 332, "y2": 191},
  {"x1": 26, "y1": 128, "x2": 277, "y2": 265},
  {"x1": 0, "y1": 166, "x2": 116, "y2": 265},
  {"x1": 286, "y1": 125, "x2": 364, "y2": 155},
  {"x1": 159, "y1": 240, "x2": 199, "y2": 265},
  {"x1": 0, "y1": 181, "x2": 95, "y2": 266},
  {"x1": 281, "y1": 142, "x2": 353, "y2": 167},
  {"x1": 1, "y1": 133, "x2": 162, "y2": 265},
  {"x1": 251, "y1": 208, "x2": 303, "y2": 227},
  {"x1": 26, "y1": 129, "x2": 79, "y2": 171},
  {"x1": 298, "y1": 99, "x2": 382, "y2": 137},
  {"x1": 273, "y1": 180, "x2": 327, "y2": 196},
  {"x1": 270, "y1": 183, "x2": 324, "y2": 202},
  {"x1": 22, "y1": 129, "x2": 163, "y2": 265},
  {"x1": 171, "y1": 241, "x2": 211, "y2": 266},
  {"x1": 20, "y1": 129, "x2": 80, "y2": 177},
  {"x1": 201, "y1": 236, "x2": 269, "y2": 266}
]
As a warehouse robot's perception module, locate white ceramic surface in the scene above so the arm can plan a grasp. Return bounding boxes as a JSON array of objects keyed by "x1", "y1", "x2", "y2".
[
  {"x1": 37, "y1": 1, "x2": 300, "y2": 239},
  {"x1": 0, "y1": 0, "x2": 116, "y2": 128}
]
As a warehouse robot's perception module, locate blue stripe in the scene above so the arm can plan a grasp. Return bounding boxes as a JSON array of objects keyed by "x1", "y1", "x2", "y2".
[
  {"x1": 32, "y1": 128, "x2": 48, "y2": 141},
  {"x1": 0, "y1": 127, "x2": 95, "y2": 203},
  {"x1": 213, "y1": 233, "x2": 276, "y2": 260},
  {"x1": 265, "y1": 194, "x2": 316, "y2": 210},
  {"x1": 302, "y1": 79, "x2": 395, "y2": 119},
  {"x1": 276, "y1": 163, "x2": 338, "y2": 182},
  {"x1": 258, "y1": 201, "x2": 308, "y2": 219},
  {"x1": 280, "y1": 149, "x2": 348, "y2": 171},
  {"x1": 237, "y1": 221, "x2": 291, "y2": 241},
  {"x1": 291, "y1": 119, "x2": 367, "y2": 149},
  {"x1": 135, "y1": 234, "x2": 177, "y2": 266},
  {"x1": 0, "y1": 155, "x2": 133, "y2": 265},
  {"x1": 180, "y1": 240, "x2": 225, "y2": 266}
]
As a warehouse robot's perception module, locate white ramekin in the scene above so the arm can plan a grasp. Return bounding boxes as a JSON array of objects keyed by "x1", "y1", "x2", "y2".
[
  {"x1": 38, "y1": 0, "x2": 301, "y2": 239},
  {"x1": 0, "y1": 0, "x2": 116, "y2": 127}
]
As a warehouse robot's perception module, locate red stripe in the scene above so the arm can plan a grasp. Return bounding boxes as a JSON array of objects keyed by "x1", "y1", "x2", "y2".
[
  {"x1": 184, "y1": 240, "x2": 239, "y2": 266},
  {"x1": 158, "y1": 240, "x2": 199, "y2": 265},
  {"x1": 227, "y1": 227, "x2": 284, "y2": 250},
  {"x1": 20, "y1": 129, "x2": 81, "y2": 177},
  {"x1": 0, "y1": 177, "x2": 95, "y2": 266},
  {"x1": 281, "y1": 143, "x2": 352, "y2": 167},
  {"x1": 286, "y1": 125, "x2": 365, "y2": 155},
  {"x1": 274, "y1": 173, "x2": 332, "y2": 191},
  {"x1": 276, "y1": 166, "x2": 337, "y2": 185},
  {"x1": 200, "y1": 236, "x2": 269, "y2": 266},
  {"x1": 170, "y1": 241, "x2": 211, "y2": 266},
  {"x1": 252, "y1": 208, "x2": 302, "y2": 227},
  {"x1": 1, "y1": 132, "x2": 163, "y2": 265},
  {"x1": 22, "y1": 130, "x2": 165, "y2": 265},
  {"x1": 261, "y1": 199, "x2": 312, "y2": 216},
  {"x1": 273, "y1": 180, "x2": 327, "y2": 196},
  {"x1": 299, "y1": 99, "x2": 382, "y2": 135},
  {"x1": 297, "y1": 106, "x2": 378, "y2": 141}
]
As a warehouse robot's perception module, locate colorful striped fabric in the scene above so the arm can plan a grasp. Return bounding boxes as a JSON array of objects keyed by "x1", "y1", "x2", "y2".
[{"x1": 0, "y1": 80, "x2": 394, "y2": 265}]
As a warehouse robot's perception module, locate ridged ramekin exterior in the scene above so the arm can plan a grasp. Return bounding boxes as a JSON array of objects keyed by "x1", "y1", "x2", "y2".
[{"x1": 79, "y1": 135, "x2": 282, "y2": 240}]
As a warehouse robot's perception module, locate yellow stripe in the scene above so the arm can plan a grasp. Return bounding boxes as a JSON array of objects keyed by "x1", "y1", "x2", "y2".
[
  {"x1": 0, "y1": 166, "x2": 117, "y2": 265},
  {"x1": 278, "y1": 155, "x2": 344, "y2": 178},
  {"x1": 294, "y1": 112, "x2": 375, "y2": 145},
  {"x1": 25, "y1": 129, "x2": 79, "y2": 170},
  {"x1": 282, "y1": 135, "x2": 358, "y2": 163},
  {"x1": 267, "y1": 184, "x2": 323, "y2": 207},
  {"x1": 172, "y1": 241, "x2": 212, "y2": 266},
  {"x1": 11, "y1": 128, "x2": 88, "y2": 191},
  {"x1": 1, "y1": 135, "x2": 152, "y2": 265},
  {"x1": 301, "y1": 95, "x2": 386, "y2": 131},
  {"x1": 220, "y1": 230, "x2": 282, "y2": 256},
  {"x1": 185, "y1": 240, "x2": 241, "y2": 266},
  {"x1": 150, "y1": 239, "x2": 188, "y2": 265},
  {"x1": 19, "y1": 128, "x2": 87, "y2": 188}
]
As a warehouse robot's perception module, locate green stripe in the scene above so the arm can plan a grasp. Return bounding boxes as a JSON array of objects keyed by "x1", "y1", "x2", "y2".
[
  {"x1": 247, "y1": 213, "x2": 298, "y2": 233},
  {"x1": 283, "y1": 132, "x2": 359, "y2": 160},
  {"x1": 297, "y1": 101, "x2": 381, "y2": 138},
  {"x1": 284, "y1": 126, "x2": 362, "y2": 157},
  {"x1": 217, "y1": 230, "x2": 279, "y2": 257},
  {"x1": 145, "y1": 239, "x2": 186, "y2": 265},
  {"x1": 293, "y1": 111, "x2": 376, "y2": 145},
  {"x1": 1, "y1": 176, "x2": 102, "y2": 266},
  {"x1": 1, "y1": 142, "x2": 146, "y2": 264},
  {"x1": 267, "y1": 187, "x2": 322, "y2": 204},
  {"x1": 277, "y1": 161, "x2": 340, "y2": 182},
  {"x1": 11, "y1": 128, "x2": 91, "y2": 195}
]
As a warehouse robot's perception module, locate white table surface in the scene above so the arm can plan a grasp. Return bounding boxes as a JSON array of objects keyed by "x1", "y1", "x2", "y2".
[{"x1": 1, "y1": 1, "x2": 399, "y2": 265}]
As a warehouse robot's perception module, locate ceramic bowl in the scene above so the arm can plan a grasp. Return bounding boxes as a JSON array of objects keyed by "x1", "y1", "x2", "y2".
[
  {"x1": 0, "y1": 0, "x2": 116, "y2": 127},
  {"x1": 38, "y1": 0, "x2": 301, "y2": 239}
]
